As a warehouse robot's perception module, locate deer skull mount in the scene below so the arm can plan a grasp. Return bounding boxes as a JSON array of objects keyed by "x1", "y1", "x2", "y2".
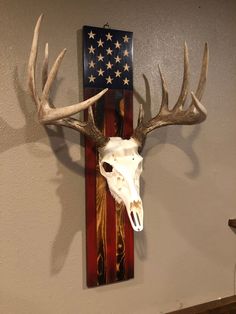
[
  {"x1": 99, "y1": 137, "x2": 143, "y2": 231},
  {"x1": 28, "y1": 15, "x2": 208, "y2": 232}
]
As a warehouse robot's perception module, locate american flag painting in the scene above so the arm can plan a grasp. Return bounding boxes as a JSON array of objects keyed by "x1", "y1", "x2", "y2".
[
  {"x1": 83, "y1": 26, "x2": 133, "y2": 90},
  {"x1": 83, "y1": 25, "x2": 134, "y2": 287}
]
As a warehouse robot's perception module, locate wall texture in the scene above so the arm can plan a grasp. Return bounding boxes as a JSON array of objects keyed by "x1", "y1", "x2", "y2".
[{"x1": 1, "y1": 0, "x2": 236, "y2": 313}]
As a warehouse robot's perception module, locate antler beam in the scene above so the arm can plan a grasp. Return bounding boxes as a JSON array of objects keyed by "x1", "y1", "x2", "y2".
[
  {"x1": 132, "y1": 43, "x2": 209, "y2": 149},
  {"x1": 28, "y1": 14, "x2": 109, "y2": 147}
]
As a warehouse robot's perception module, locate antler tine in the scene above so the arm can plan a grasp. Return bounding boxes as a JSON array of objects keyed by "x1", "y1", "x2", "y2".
[
  {"x1": 158, "y1": 64, "x2": 169, "y2": 112},
  {"x1": 191, "y1": 42, "x2": 209, "y2": 102},
  {"x1": 132, "y1": 66, "x2": 169, "y2": 148},
  {"x1": 28, "y1": 14, "x2": 43, "y2": 110},
  {"x1": 132, "y1": 43, "x2": 208, "y2": 150},
  {"x1": 42, "y1": 42, "x2": 56, "y2": 109},
  {"x1": 190, "y1": 92, "x2": 207, "y2": 117},
  {"x1": 39, "y1": 88, "x2": 108, "y2": 123},
  {"x1": 173, "y1": 42, "x2": 189, "y2": 111},
  {"x1": 42, "y1": 42, "x2": 49, "y2": 90},
  {"x1": 41, "y1": 47, "x2": 67, "y2": 103},
  {"x1": 186, "y1": 43, "x2": 209, "y2": 123}
]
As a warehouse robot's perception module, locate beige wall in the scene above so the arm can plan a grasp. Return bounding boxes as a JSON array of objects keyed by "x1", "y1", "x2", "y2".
[{"x1": 1, "y1": 0, "x2": 236, "y2": 313}]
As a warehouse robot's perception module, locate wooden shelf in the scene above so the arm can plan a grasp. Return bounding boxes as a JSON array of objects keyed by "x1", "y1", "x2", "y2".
[{"x1": 166, "y1": 295, "x2": 236, "y2": 314}]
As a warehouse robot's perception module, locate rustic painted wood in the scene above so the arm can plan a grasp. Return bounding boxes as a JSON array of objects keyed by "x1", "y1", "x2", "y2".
[{"x1": 83, "y1": 24, "x2": 134, "y2": 287}]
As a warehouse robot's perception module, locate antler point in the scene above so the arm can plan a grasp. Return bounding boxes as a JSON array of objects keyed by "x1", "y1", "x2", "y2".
[
  {"x1": 184, "y1": 42, "x2": 189, "y2": 55},
  {"x1": 38, "y1": 14, "x2": 44, "y2": 24},
  {"x1": 45, "y1": 42, "x2": 49, "y2": 54}
]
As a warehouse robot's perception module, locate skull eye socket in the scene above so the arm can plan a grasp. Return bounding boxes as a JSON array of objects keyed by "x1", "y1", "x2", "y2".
[{"x1": 102, "y1": 162, "x2": 113, "y2": 173}]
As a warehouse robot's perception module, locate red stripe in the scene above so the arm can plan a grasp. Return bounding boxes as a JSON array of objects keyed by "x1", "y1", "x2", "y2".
[
  {"x1": 84, "y1": 88, "x2": 98, "y2": 287},
  {"x1": 123, "y1": 90, "x2": 134, "y2": 279},
  {"x1": 104, "y1": 90, "x2": 117, "y2": 283}
]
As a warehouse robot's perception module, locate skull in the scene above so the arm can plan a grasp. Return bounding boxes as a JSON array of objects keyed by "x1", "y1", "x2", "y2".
[{"x1": 99, "y1": 137, "x2": 143, "y2": 231}]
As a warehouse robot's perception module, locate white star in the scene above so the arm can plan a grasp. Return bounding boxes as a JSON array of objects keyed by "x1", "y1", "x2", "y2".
[
  {"x1": 115, "y1": 70, "x2": 122, "y2": 77},
  {"x1": 97, "y1": 38, "x2": 104, "y2": 47},
  {"x1": 97, "y1": 68, "x2": 104, "y2": 76},
  {"x1": 114, "y1": 40, "x2": 121, "y2": 49},
  {"x1": 123, "y1": 63, "x2": 130, "y2": 71},
  {"x1": 106, "y1": 76, "x2": 113, "y2": 84},
  {"x1": 88, "y1": 75, "x2": 96, "y2": 83},
  {"x1": 123, "y1": 35, "x2": 130, "y2": 42},
  {"x1": 88, "y1": 30, "x2": 96, "y2": 39},
  {"x1": 88, "y1": 60, "x2": 95, "y2": 68},
  {"x1": 106, "y1": 47, "x2": 113, "y2": 55},
  {"x1": 88, "y1": 45, "x2": 95, "y2": 54},
  {"x1": 106, "y1": 61, "x2": 113, "y2": 69},
  {"x1": 97, "y1": 53, "x2": 104, "y2": 61},
  {"x1": 106, "y1": 32, "x2": 113, "y2": 41},
  {"x1": 123, "y1": 49, "x2": 129, "y2": 57},
  {"x1": 123, "y1": 77, "x2": 129, "y2": 85},
  {"x1": 114, "y1": 55, "x2": 121, "y2": 63}
]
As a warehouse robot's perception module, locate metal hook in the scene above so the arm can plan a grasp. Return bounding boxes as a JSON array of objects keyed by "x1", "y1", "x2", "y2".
[{"x1": 103, "y1": 22, "x2": 110, "y2": 29}]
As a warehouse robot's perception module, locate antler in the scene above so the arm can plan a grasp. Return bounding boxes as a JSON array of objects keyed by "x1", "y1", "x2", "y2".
[
  {"x1": 28, "y1": 14, "x2": 109, "y2": 147},
  {"x1": 132, "y1": 43, "x2": 209, "y2": 149}
]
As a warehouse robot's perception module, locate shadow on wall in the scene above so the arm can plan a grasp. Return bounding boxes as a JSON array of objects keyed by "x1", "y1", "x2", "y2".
[
  {"x1": 1, "y1": 66, "x2": 86, "y2": 278},
  {"x1": 48, "y1": 128, "x2": 86, "y2": 275},
  {"x1": 0, "y1": 55, "x2": 203, "y2": 281}
]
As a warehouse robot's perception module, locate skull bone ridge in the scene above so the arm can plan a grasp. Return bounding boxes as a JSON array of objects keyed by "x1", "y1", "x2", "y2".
[{"x1": 99, "y1": 137, "x2": 143, "y2": 231}]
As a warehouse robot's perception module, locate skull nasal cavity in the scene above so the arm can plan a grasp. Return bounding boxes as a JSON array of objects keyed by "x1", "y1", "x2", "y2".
[{"x1": 102, "y1": 162, "x2": 113, "y2": 173}]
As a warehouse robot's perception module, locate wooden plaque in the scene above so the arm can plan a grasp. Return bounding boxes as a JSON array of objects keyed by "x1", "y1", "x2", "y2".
[{"x1": 83, "y1": 25, "x2": 134, "y2": 287}]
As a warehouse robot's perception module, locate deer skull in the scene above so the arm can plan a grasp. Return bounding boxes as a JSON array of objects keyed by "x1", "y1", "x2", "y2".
[{"x1": 99, "y1": 137, "x2": 143, "y2": 231}]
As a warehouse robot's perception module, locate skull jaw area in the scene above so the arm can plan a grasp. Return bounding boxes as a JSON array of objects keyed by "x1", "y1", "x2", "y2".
[
  {"x1": 101, "y1": 175, "x2": 144, "y2": 232},
  {"x1": 105, "y1": 180, "x2": 143, "y2": 231},
  {"x1": 109, "y1": 187, "x2": 144, "y2": 232},
  {"x1": 126, "y1": 200, "x2": 143, "y2": 232}
]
